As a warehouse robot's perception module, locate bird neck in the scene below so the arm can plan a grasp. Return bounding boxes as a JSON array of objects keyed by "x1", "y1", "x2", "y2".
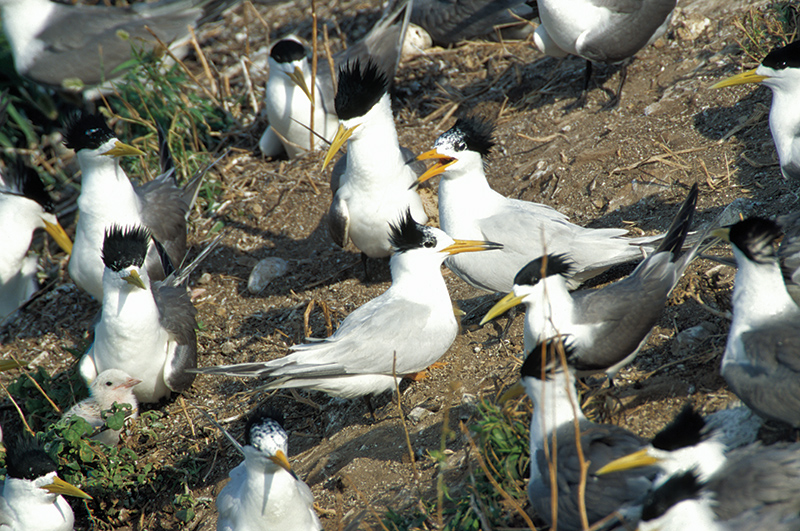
[
  {"x1": 438, "y1": 164, "x2": 501, "y2": 229},
  {"x1": 343, "y1": 96, "x2": 409, "y2": 185},
  {"x1": 765, "y1": 78, "x2": 800, "y2": 171},
  {"x1": 389, "y1": 252, "x2": 451, "y2": 305},
  {"x1": 730, "y1": 248, "x2": 796, "y2": 331},
  {"x1": 522, "y1": 277, "x2": 573, "y2": 352}
]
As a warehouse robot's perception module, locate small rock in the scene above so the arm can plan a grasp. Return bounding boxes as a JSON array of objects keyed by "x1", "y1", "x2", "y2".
[
  {"x1": 408, "y1": 406, "x2": 432, "y2": 424},
  {"x1": 198, "y1": 272, "x2": 212, "y2": 285},
  {"x1": 247, "y1": 257, "x2": 289, "y2": 293},
  {"x1": 221, "y1": 341, "x2": 236, "y2": 355},
  {"x1": 676, "y1": 13, "x2": 711, "y2": 42},
  {"x1": 672, "y1": 321, "x2": 718, "y2": 355}
]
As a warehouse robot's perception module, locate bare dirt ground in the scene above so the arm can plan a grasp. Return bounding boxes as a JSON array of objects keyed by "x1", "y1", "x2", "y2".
[{"x1": 1, "y1": 0, "x2": 798, "y2": 529}]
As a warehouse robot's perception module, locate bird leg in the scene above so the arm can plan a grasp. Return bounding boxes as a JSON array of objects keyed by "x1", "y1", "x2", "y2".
[
  {"x1": 565, "y1": 60, "x2": 592, "y2": 110},
  {"x1": 363, "y1": 395, "x2": 377, "y2": 422},
  {"x1": 361, "y1": 252, "x2": 371, "y2": 281},
  {"x1": 601, "y1": 62, "x2": 628, "y2": 110},
  {"x1": 404, "y1": 362, "x2": 448, "y2": 381}
]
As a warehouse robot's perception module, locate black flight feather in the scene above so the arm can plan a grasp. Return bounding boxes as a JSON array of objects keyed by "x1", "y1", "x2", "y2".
[
  {"x1": 271, "y1": 39, "x2": 307, "y2": 64},
  {"x1": 654, "y1": 183, "x2": 698, "y2": 261},
  {"x1": 762, "y1": 40, "x2": 800, "y2": 70},
  {"x1": 334, "y1": 59, "x2": 389, "y2": 121},
  {"x1": 651, "y1": 404, "x2": 707, "y2": 451},
  {"x1": 63, "y1": 112, "x2": 116, "y2": 152},
  {"x1": 514, "y1": 254, "x2": 574, "y2": 287},
  {"x1": 447, "y1": 116, "x2": 495, "y2": 156},
  {"x1": 389, "y1": 209, "x2": 436, "y2": 252},
  {"x1": 102, "y1": 225, "x2": 150, "y2": 272},
  {"x1": 728, "y1": 217, "x2": 781, "y2": 264},
  {"x1": 640, "y1": 470, "x2": 704, "y2": 522},
  {"x1": 5, "y1": 434, "x2": 58, "y2": 481}
]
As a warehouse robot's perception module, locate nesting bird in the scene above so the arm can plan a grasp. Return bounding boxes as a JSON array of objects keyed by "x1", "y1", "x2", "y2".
[
  {"x1": 413, "y1": 115, "x2": 662, "y2": 294},
  {"x1": 0, "y1": 435, "x2": 92, "y2": 531},
  {"x1": 63, "y1": 369, "x2": 141, "y2": 446},
  {"x1": 0, "y1": 162, "x2": 72, "y2": 320},
  {"x1": 78, "y1": 225, "x2": 200, "y2": 403},
  {"x1": 322, "y1": 59, "x2": 428, "y2": 261},
  {"x1": 216, "y1": 412, "x2": 321, "y2": 531},
  {"x1": 712, "y1": 41, "x2": 800, "y2": 180},
  {"x1": 481, "y1": 184, "x2": 707, "y2": 382},
  {"x1": 65, "y1": 112, "x2": 202, "y2": 300},
  {"x1": 259, "y1": 0, "x2": 411, "y2": 158},
  {"x1": 194, "y1": 212, "x2": 501, "y2": 400}
]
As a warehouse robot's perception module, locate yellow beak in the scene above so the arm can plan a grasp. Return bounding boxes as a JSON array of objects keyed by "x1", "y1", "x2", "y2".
[
  {"x1": 711, "y1": 68, "x2": 769, "y2": 89},
  {"x1": 441, "y1": 239, "x2": 503, "y2": 256},
  {"x1": 322, "y1": 123, "x2": 358, "y2": 170},
  {"x1": 288, "y1": 66, "x2": 313, "y2": 102},
  {"x1": 102, "y1": 140, "x2": 145, "y2": 157},
  {"x1": 595, "y1": 448, "x2": 660, "y2": 475},
  {"x1": 410, "y1": 149, "x2": 457, "y2": 189},
  {"x1": 480, "y1": 291, "x2": 526, "y2": 326},
  {"x1": 499, "y1": 380, "x2": 525, "y2": 403},
  {"x1": 268, "y1": 449, "x2": 296, "y2": 477},
  {"x1": 123, "y1": 270, "x2": 146, "y2": 290},
  {"x1": 42, "y1": 218, "x2": 73, "y2": 254},
  {"x1": 41, "y1": 476, "x2": 93, "y2": 499}
]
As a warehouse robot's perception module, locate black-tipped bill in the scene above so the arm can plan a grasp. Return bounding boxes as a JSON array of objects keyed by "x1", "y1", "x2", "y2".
[{"x1": 441, "y1": 239, "x2": 502, "y2": 256}]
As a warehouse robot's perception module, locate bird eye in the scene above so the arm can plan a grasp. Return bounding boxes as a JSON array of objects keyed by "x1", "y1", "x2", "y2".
[
  {"x1": 455, "y1": 140, "x2": 467, "y2": 151},
  {"x1": 424, "y1": 240, "x2": 435, "y2": 248},
  {"x1": 105, "y1": 381, "x2": 113, "y2": 386}
]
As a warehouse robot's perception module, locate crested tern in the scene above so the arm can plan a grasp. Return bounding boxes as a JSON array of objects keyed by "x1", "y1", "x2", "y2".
[
  {"x1": 193, "y1": 211, "x2": 501, "y2": 399},
  {"x1": 216, "y1": 411, "x2": 322, "y2": 530},
  {"x1": 322, "y1": 58, "x2": 428, "y2": 260},
  {"x1": 64, "y1": 112, "x2": 203, "y2": 300},
  {"x1": 518, "y1": 339, "x2": 657, "y2": 531},
  {"x1": 413, "y1": 115, "x2": 662, "y2": 294},
  {"x1": 0, "y1": 162, "x2": 72, "y2": 320},
  {"x1": 778, "y1": 212, "x2": 800, "y2": 305},
  {"x1": 481, "y1": 183, "x2": 708, "y2": 381},
  {"x1": 78, "y1": 225, "x2": 206, "y2": 403},
  {"x1": 712, "y1": 41, "x2": 800, "y2": 180},
  {"x1": 260, "y1": 0, "x2": 411, "y2": 158},
  {"x1": 533, "y1": 0, "x2": 676, "y2": 106},
  {"x1": 0, "y1": 435, "x2": 92, "y2": 531},
  {"x1": 63, "y1": 369, "x2": 141, "y2": 446},
  {"x1": 410, "y1": 0, "x2": 536, "y2": 46},
  {"x1": 0, "y1": 0, "x2": 240, "y2": 96}
]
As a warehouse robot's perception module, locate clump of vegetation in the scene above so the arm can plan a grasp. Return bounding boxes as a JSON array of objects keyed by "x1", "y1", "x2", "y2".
[{"x1": 734, "y1": 2, "x2": 799, "y2": 63}]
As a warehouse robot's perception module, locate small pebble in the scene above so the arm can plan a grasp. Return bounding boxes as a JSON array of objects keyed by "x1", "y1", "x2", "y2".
[{"x1": 247, "y1": 257, "x2": 289, "y2": 293}]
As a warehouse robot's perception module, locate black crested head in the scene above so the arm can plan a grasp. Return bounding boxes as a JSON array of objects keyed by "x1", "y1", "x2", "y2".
[
  {"x1": 762, "y1": 41, "x2": 800, "y2": 70},
  {"x1": 389, "y1": 209, "x2": 436, "y2": 253},
  {"x1": 6, "y1": 161, "x2": 56, "y2": 213},
  {"x1": 334, "y1": 59, "x2": 388, "y2": 121},
  {"x1": 520, "y1": 338, "x2": 574, "y2": 381},
  {"x1": 102, "y1": 225, "x2": 150, "y2": 272},
  {"x1": 244, "y1": 408, "x2": 286, "y2": 446},
  {"x1": 651, "y1": 404, "x2": 707, "y2": 451},
  {"x1": 514, "y1": 254, "x2": 573, "y2": 287},
  {"x1": 728, "y1": 217, "x2": 781, "y2": 264},
  {"x1": 641, "y1": 470, "x2": 703, "y2": 522},
  {"x1": 440, "y1": 116, "x2": 495, "y2": 157},
  {"x1": 271, "y1": 39, "x2": 307, "y2": 64},
  {"x1": 5, "y1": 435, "x2": 58, "y2": 481},
  {"x1": 63, "y1": 112, "x2": 116, "y2": 152}
]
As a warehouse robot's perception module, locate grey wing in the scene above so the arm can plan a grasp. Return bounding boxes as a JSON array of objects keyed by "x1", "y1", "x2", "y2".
[
  {"x1": 778, "y1": 212, "x2": 800, "y2": 302},
  {"x1": 401, "y1": 146, "x2": 427, "y2": 177},
  {"x1": 153, "y1": 283, "x2": 198, "y2": 392},
  {"x1": 328, "y1": 190, "x2": 350, "y2": 248},
  {"x1": 411, "y1": 0, "x2": 531, "y2": 45},
  {"x1": 330, "y1": 153, "x2": 347, "y2": 196},
  {"x1": 136, "y1": 171, "x2": 190, "y2": 267}
]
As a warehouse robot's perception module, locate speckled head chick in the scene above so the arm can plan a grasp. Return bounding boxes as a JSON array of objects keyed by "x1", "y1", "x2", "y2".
[
  {"x1": 762, "y1": 41, "x2": 800, "y2": 70},
  {"x1": 437, "y1": 116, "x2": 496, "y2": 157},
  {"x1": 101, "y1": 225, "x2": 150, "y2": 272},
  {"x1": 389, "y1": 209, "x2": 436, "y2": 253},
  {"x1": 727, "y1": 217, "x2": 782, "y2": 264},
  {"x1": 270, "y1": 39, "x2": 306, "y2": 64},
  {"x1": 513, "y1": 254, "x2": 574, "y2": 287},
  {"x1": 63, "y1": 112, "x2": 116, "y2": 152},
  {"x1": 334, "y1": 58, "x2": 389, "y2": 121}
]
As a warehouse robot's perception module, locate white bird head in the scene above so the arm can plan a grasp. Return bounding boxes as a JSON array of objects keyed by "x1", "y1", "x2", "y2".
[
  {"x1": 713, "y1": 41, "x2": 800, "y2": 94},
  {"x1": 89, "y1": 369, "x2": 141, "y2": 409},
  {"x1": 101, "y1": 225, "x2": 151, "y2": 291},
  {"x1": 244, "y1": 412, "x2": 294, "y2": 476},
  {"x1": 412, "y1": 115, "x2": 496, "y2": 187},
  {"x1": 268, "y1": 37, "x2": 313, "y2": 102},
  {"x1": 63, "y1": 112, "x2": 144, "y2": 169}
]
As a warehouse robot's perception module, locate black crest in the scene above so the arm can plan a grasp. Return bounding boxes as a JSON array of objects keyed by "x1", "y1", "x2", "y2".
[
  {"x1": 389, "y1": 209, "x2": 436, "y2": 252},
  {"x1": 654, "y1": 183, "x2": 698, "y2": 260},
  {"x1": 640, "y1": 470, "x2": 703, "y2": 522},
  {"x1": 762, "y1": 41, "x2": 800, "y2": 70},
  {"x1": 728, "y1": 217, "x2": 781, "y2": 264},
  {"x1": 244, "y1": 408, "x2": 286, "y2": 447},
  {"x1": 443, "y1": 116, "x2": 495, "y2": 157},
  {"x1": 334, "y1": 59, "x2": 389, "y2": 121},
  {"x1": 102, "y1": 225, "x2": 150, "y2": 272},
  {"x1": 651, "y1": 404, "x2": 707, "y2": 451},
  {"x1": 6, "y1": 161, "x2": 55, "y2": 213},
  {"x1": 63, "y1": 112, "x2": 116, "y2": 152},
  {"x1": 514, "y1": 254, "x2": 573, "y2": 287},
  {"x1": 5, "y1": 435, "x2": 58, "y2": 481},
  {"x1": 271, "y1": 39, "x2": 307, "y2": 64},
  {"x1": 520, "y1": 338, "x2": 574, "y2": 381}
]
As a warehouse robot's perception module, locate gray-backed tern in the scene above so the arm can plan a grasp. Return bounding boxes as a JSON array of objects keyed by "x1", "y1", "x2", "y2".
[
  {"x1": 322, "y1": 59, "x2": 428, "y2": 260},
  {"x1": 0, "y1": 162, "x2": 72, "y2": 320},
  {"x1": 78, "y1": 225, "x2": 204, "y2": 403},
  {"x1": 260, "y1": 0, "x2": 411, "y2": 158},
  {"x1": 413, "y1": 115, "x2": 662, "y2": 294},
  {"x1": 62, "y1": 369, "x2": 141, "y2": 446},
  {"x1": 64, "y1": 112, "x2": 202, "y2": 299},
  {"x1": 712, "y1": 41, "x2": 800, "y2": 180},
  {"x1": 713, "y1": 217, "x2": 800, "y2": 427},
  {"x1": 216, "y1": 411, "x2": 322, "y2": 531},
  {"x1": 0, "y1": 435, "x2": 92, "y2": 531},
  {"x1": 482, "y1": 183, "x2": 708, "y2": 381},
  {"x1": 193, "y1": 212, "x2": 501, "y2": 399},
  {"x1": 410, "y1": 0, "x2": 536, "y2": 46}
]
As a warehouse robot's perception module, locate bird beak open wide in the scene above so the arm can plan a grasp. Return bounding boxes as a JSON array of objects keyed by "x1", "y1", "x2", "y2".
[
  {"x1": 711, "y1": 69, "x2": 769, "y2": 89},
  {"x1": 322, "y1": 124, "x2": 359, "y2": 170},
  {"x1": 268, "y1": 449, "x2": 297, "y2": 478},
  {"x1": 42, "y1": 218, "x2": 73, "y2": 254},
  {"x1": 442, "y1": 240, "x2": 503, "y2": 256},
  {"x1": 41, "y1": 476, "x2": 93, "y2": 499},
  {"x1": 410, "y1": 149, "x2": 456, "y2": 189},
  {"x1": 710, "y1": 226, "x2": 731, "y2": 242},
  {"x1": 118, "y1": 377, "x2": 142, "y2": 390},
  {"x1": 102, "y1": 141, "x2": 145, "y2": 157},
  {"x1": 288, "y1": 66, "x2": 313, "y2": 102},
  {"x1": 480, "y1": 291, "x2": 526, "y2": 326},
  {"x1": 595, "y1": 448, "x2": 660, "y2": 475},
  {"x1": 123, "y1": 270, "x2": 147, "y2": 290}
]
